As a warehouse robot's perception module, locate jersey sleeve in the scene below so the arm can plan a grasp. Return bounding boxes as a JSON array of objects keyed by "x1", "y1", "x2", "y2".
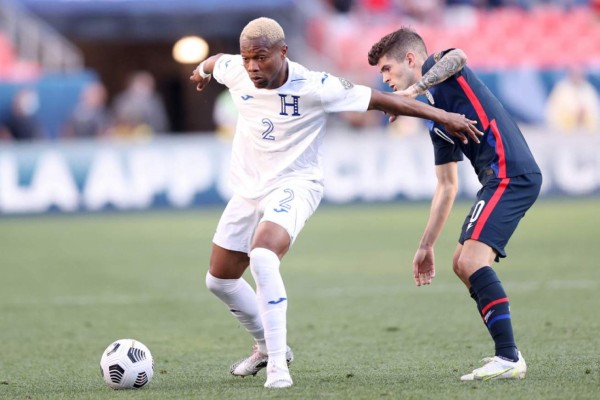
[
  {"x1": 212, "y1": 54, "x2": 245, "y2": 87},
  {"x1": 319, "y1": 73, "x2": 371, "y2": 113},
  {"x1": 428, "y1": 122, "x2": 464, "y2": 165}
]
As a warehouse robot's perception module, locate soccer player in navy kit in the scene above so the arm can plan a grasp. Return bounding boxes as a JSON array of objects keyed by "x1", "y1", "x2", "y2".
[{"x1": 368, "y1": 28, "x2": 542, "y2": 380}]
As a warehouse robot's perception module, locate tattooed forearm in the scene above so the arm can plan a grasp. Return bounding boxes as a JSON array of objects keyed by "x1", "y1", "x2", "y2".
[{"x1": 413, "y1": 50, "x2": 467, "y2": 94}]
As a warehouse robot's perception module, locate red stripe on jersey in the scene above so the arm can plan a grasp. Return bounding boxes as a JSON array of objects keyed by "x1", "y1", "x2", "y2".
[
  {"x1": 471, "y1": 178, "x2": 510, "y2": 240},
  {"x1": 481, "y1": 297, "x2": 509, "y2": 315},
  {"x1": 490, "y1": 119, "x2": 507, "y2": 178},
  {"x1": 457, "y1": 76, "x2": 489, "y2": 130}
]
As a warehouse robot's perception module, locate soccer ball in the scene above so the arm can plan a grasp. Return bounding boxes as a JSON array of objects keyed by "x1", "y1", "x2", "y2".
[{"x1": 100, "y1": 339, "x2": 154, "y2": 389}]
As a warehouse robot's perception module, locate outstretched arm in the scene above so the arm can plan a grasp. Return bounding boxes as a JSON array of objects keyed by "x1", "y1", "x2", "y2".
[
  {"x1": 189, "y1": 54, "x2": 223, "y2": 91},
  {"x1": 412, "y1": 162, "x2": 458, "y2": 287},
  {"x1": 369, "y1": 89, "x2": 482, "y2": 144},
  {"x1": 403, "y1": 49, "x2": 467, "y2": 98}
]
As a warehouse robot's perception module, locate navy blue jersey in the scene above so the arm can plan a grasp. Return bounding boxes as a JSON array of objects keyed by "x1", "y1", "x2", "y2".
[{"x1": 422, "y1": 50, "x2": 541, "y2": 182}]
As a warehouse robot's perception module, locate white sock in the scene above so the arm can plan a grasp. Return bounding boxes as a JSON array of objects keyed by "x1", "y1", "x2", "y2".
[
  {"x1": 205, "y1": 272, "x2": 266, "y2": 353},
  {"x1": 249, "y1": 248, "x2": 288, "y2": 365}
]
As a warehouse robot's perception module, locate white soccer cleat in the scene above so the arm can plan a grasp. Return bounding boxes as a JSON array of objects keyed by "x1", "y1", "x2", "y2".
[
  {"x1": 460, "y1": 351, "x2": 527, "y2": 381},
  {"x1": 264, "y1": 359, "x2": 293, "y2": 388},
  {"x1": 229, "y1": 344, "x2": 294, "y2": 377}
]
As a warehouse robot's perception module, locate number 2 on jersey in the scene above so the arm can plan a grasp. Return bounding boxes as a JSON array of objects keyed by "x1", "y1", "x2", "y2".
[{"x1": 261, "y1": 118, "x2": 275, "y2": 140}]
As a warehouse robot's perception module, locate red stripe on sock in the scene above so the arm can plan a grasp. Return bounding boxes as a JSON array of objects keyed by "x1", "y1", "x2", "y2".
[{"x1": 481, "y1": 297, "x2": 509, "y2": 315}]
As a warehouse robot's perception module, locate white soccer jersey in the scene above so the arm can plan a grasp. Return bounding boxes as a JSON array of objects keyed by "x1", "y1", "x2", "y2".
[{"x1": 213, "y1": 54, "x2": 372, "y2": 199}]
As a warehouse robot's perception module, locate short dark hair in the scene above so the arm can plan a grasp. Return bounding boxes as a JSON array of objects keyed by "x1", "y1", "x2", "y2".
[{"x1": 367, "y1": 27, "x2": 428, "y2": 66}]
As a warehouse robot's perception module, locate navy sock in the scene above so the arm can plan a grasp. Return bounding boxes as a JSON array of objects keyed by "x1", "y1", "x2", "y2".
[
  {"x1": 469, "y1": 266, "x2": 518, "y2": 362},
  {"x1": 468, "y1": 287, "x2": 487, "y2": 328}
]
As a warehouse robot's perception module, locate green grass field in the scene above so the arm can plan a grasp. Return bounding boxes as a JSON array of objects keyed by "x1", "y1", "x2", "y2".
[{"x1": 1, "y1": 198, "x2": 599, "y2": 399}]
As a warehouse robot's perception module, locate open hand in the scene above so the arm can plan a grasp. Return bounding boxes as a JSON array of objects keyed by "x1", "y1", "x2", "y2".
[
  {"x1": 412, "y1": 247, "x2": 436, "y2": 287},
  {"x1": 443, "y1": 113, "x2": 483, "y2": 144},
  {"x1": 390, "y1": 89, "x2": 482, "y2": 143}
]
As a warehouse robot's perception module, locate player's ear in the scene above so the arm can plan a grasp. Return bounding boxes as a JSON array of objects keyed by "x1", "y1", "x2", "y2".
[
  {"x1": 280, "y1": 44, "x2": 288, "y2": 59},
  {"x1": 405, "y1": 52, "x2": 417, "y2": 68}
]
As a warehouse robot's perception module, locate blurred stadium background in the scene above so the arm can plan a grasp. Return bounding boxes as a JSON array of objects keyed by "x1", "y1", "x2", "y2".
[
  {"x1": 1, "y1": 2, "x2": 600, "y2": 399},
  {"x1": 0, "y1": 0, "x2": 599, "y2": 213}
]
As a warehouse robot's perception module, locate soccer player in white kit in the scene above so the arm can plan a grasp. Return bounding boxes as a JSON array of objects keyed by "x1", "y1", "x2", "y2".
[{"x1": 190, "y1": 17, "x2": 481, "y2": 389}]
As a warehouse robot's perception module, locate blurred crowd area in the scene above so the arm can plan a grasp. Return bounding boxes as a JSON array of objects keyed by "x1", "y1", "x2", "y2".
[
  {"x1": 322, "y1": 0, "x2": 596, "y2": 22},
  {"x1": 0, "y1": 71, "x2": 169, "y2": 141},
  {"x1": 315, "y1": 0, "x2": 600, "y2": 70},
  {"x1": 0, "y1": 0, "x2": 599, "y2": 142}
]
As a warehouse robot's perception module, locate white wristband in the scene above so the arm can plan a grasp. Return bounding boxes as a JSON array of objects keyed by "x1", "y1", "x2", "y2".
[{"x1": 197, "y1": 61, "x2": 211, "y2": 79}]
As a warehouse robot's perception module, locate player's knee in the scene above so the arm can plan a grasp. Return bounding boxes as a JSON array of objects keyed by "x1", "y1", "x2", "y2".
[
  {"x1": 452, "y1": 249, "x2": 461, "y2": 275},
  {"x1": 205, "y1": 271, "x2": 232, "y2": 295},
  {"x1": 204, "y1": 272, "x2": 222, "y2": 294},
  {"x1": 455, "y1": 255, "x2": 479, "y2": 280},
  {"x1": 208, "y1": 249, "x2": 249, "y2": 280},
  {"x1": 452, "y1": 259, "x2": 462, "y2": 278},
  {"x1": 249, "y1": 248, "x2": 280, "y2": 286}
]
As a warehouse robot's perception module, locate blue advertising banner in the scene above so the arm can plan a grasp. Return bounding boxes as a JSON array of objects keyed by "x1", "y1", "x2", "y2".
[{"x1": 0, "y1": 130, "x2": 598, "y2": 215}]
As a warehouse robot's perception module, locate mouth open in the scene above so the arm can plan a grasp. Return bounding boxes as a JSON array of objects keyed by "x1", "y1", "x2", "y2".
[{"x1": 250, "y1": 76, "x2": 268, "y2": 88}]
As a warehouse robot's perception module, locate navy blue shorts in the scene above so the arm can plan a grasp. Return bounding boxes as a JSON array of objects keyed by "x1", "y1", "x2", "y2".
[{"x1": 459, "y1": 173, "x2": 542, "y2": 261}]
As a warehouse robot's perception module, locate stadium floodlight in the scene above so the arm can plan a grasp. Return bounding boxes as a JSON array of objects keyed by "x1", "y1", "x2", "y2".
[{"x1": 172, "y1": 36, "x2": 209, "y2": 64}]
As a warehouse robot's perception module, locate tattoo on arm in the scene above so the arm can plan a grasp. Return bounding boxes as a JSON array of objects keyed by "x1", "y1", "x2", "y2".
[{"x1": 414, "y1": 51, "x2": 466, "y2": 93}]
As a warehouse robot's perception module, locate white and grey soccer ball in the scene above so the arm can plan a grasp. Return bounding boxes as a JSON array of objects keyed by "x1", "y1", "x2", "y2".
[{"x1": 100, "y1": 339, "x2": 154, "y2": 389}]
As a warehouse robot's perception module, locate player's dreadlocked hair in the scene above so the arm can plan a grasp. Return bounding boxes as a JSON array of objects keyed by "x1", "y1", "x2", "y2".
[{"x1": 368, "y1": 27, "x2": 428, "y2": 66}]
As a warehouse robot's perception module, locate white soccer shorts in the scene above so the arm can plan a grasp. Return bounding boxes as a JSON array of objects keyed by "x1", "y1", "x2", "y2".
[{"x1": 213, "y1": 181, "x2": 323, "y2": 254}]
